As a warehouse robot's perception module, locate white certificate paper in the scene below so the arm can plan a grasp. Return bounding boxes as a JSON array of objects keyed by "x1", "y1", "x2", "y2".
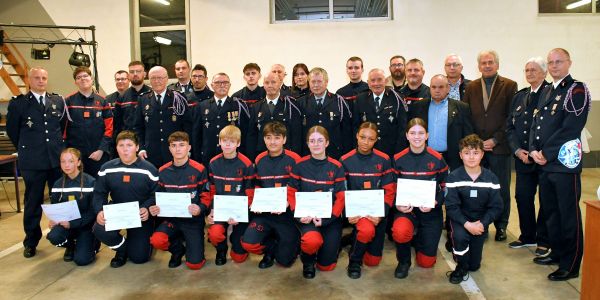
[
  {"x1": 294, "y1": 192, "x2": 332, "y2": 218},
  {"x1": 251, "y1": 187, "x2": 287, "y2": 213},
  {"x1": 396, "y1": 178, "x2": 436, "y2": 208},
  {"x1": 213, "y1": 195, "x2": 249, "y2": 223},
  {"x1": 345, "y1": 190, "x2": 385, "y2": 217},
  {"x1": 156, "y1": 192, "x2": 192, "y2": 218},
  {"x1": 42, "y1": 201, "x2": 81, "y2": 222},
  {"x1": 103, "y1": 202, "x2": 142, "y2": 231}
]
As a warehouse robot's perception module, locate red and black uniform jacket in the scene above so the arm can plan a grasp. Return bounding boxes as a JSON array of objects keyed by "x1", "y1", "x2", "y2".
[
  {"x1": 51, "y1": 172, "x2": 96, "y2": 230},
  {"x1": 399, "y1": 83, "x2": 431, "y2": 107},
  {"x1": 64, "y1": 92, "x2": 113, "y2": 156},
  {"x1": 158, "y1": 159, "x2": 210, "y2": 222},
  {"x1": 207, "y1": 153, "x2": 255, "y2": 208},
  {"x1": 393, "y1": 147, "x2": 448, "y2": 207}
]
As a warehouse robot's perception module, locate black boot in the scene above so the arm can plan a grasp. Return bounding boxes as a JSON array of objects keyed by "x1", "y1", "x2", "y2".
[
  {"x1": 303, "y1": 263, "x2": 316, "y2": 279},
  {"x1": 347, "y1": 261, "x2": 362, "y2": 279},
  {"x1": 110, "y1": 251, "x2": 127, "y2": 268},
  {"x1": 215, "y1": 251, "x2": 227, "y2": 266},
  {"x1": 63, "y1": 245, "x2": 75, "y2": 262},
  {"x1": 448, "y1": 264, "x2": 469, "y2": 284},
  {"x1": 258, "y1": 254, "x2": 275, "y2": 269},
  {"x1": 394, "y1": 262, "x2": 411, "y2": 279},
  {"x1": 168, "y1": 247, "x2": 185, "y2": 268}
]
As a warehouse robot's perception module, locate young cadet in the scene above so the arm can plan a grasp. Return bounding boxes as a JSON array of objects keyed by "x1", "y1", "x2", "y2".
[
  {"x1": 46, "y1": 148, "x2": 97, "y2": 266},
  {"x1": 446, "y1": 134, "x2": 503, "y2": 284},
  {"x1": 232, "y1": 63, "x2": 266, "y2": 107},
  {"x1": 336, "y1": 56, "x2": 370, "y2": 107},
  {"x1": 341, "y1": 122, "x2": 396, "y2": 279},
  {"x1": 64, "y1": 66, "x2": 113, "y2": 177},
  {"x1": 206, "y1": 125, "x2": 255, "y2": 265},
  {"x1": 148, "y1": 131, "x2": 210, "y2": 269},
  {"x1": 241, "y1": 121, "x2": 301, "y2": 269},
  {"x1": 291, "y1": 63, "x2": 310, "y2": 99},
  {"x1": 288, "y1": 126, "x2": 346, "y2": 279},
  {"x1": 93, "y1": 131, "x2": 159, "y2": 268},
  {"x1": 246, "y1": 72, "x2": 303, "y2": 160},
  {"x1": 392, "y1": 118, "x2": 448, "y2": 279}
]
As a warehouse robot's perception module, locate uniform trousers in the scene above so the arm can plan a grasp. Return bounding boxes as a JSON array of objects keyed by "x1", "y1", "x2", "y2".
[
  {"x1": 299, "y1": 219, "x2": 342, "y2": 270},
  {"x1": 482, "y1": 153, "x2": 511, "y2": 230},
  {"x1": 207, "y1": 222, "x2": 249, "y2": 262},
  {"x1": 514, "y1": 170, "x2": 549, "y2": 247},
  {"x1": 241, "y1": 214, "x2": 299, "y2": 266},
  {"x1": 393, "y1": 208, "x2": 443, "y2": 267},
  {"x1": 450, "y1": 221, "x2": 487, "y2": 271},
  {"x1": 150, "y1": 219, "x2": 206, "y2": 267},
  {"x1": 348, "y1": 217, "x2": 386, "y2": 266},
  {"x1": 21, "y1": 168, "x2": 62, "y2": 248},
  {"x1": 93, "y1": 220, "x2": 153, "y2": 264},
  {"x1": 47, "y1": 225, "x2": 96, "y2": 266}
]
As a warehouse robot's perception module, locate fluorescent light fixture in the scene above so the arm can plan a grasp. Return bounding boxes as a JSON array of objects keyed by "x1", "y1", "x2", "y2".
[
  {"x1": 566, "y1": 0, "x2": 591, "y2": 9},
  {"x1": 155, "y1": 0, "x2": 170, "y2": 6},
  {"x1": 153, "y1": 36, "x2": 172, "y2": 45}
]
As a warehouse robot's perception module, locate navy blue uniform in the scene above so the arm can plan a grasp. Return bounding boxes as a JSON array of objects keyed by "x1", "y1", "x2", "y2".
[
  {"x1": 150, "y1": 159, "x2": 210, "y2": 269},
  {"x1": 529, "y1": 75, "x2": 591, "y2": 274},
  {"x1": 168, "y1": 81, "x2": 193, "y2": 95},
  {"x1": 246, "y1": 96, "x2": 303, "y2": 160},
  {"x1": 341, "y1": 149, "x2": 396, "y2": 267},
  {"x1": 297, "y1": 92, "x2": 353, "y2": 160},
  {"x1": 7, "y1": 92, "x2": 66, "y2": 249},
  {"x1": 241, "y1": 150, "x2": 301, "y2": 267},
  {"x1": 393, "y1": 147, "x2": 448, "y2": 268},
  {"x1": 92, "y1": 158, "x2": 159, "y2": 264},
  {"x1": 46, "y1": 173, "x2": 97, "y2": 266},
  {"x1": 288, "y1": 156, "x2": 346, "y2": 271},
  {"x1": 185, "y1": 88, "x2": 214, "y2": 108},
  {"x1": 207, "y1": 153, "x2": 255, "y2": 263},
  {"x1": 336, "y1": 81, "x2": 369, "y2": 108},
  {"x1": 232, "y1": 86, "x2": 266, "y2": 107},
  {"x1": 506, "y1": 83, "x2": 550, "y2": 247},
  {"x1": 192, "y1": 97, "x2": 251, "y2": 166},
  {"x1": 353, "y1": 89, "x2": 409, "y2": 158},
  {"x1": 399, "y1": 83, "x2": 431, "y2": 107},
  {"x1": 105, "y1": 91, "x2": 122, "y2": 111},
  {"x1": 64, "y1": 92, "x2": 114, "y2": 177},
  {"x1": 113, "y1": 85, "x2": 151, "y2": 136},
  {"x1": 291, "y1": 86, "x2": 310, "y2": 99},
  {"x1": 134, "y1": 90, "x2": 193, "y2": 168},
  {"x1": 446, "y1": 167, "x2": 503, "y2": 271}
]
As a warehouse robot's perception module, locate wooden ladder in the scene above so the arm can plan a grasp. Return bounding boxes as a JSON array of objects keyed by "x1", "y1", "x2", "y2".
[{"x1": 1, "y1": 31, "x2": 30, "y2": 96}]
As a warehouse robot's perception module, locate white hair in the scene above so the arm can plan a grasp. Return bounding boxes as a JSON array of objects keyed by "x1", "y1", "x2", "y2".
[{"x1": 525, "y1": 56, "x2": 547, "y2": 73}]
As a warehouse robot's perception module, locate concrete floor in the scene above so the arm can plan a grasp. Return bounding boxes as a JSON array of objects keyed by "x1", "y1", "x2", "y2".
[{"x1": 0, "y1": 169, "x2": 597, "y2": 300}]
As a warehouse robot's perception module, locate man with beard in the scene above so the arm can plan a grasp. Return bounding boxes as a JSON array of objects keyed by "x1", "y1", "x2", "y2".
[
  {"x1": 385, "y1": 55, "x2": 406, "y2": 91},
  {"x1": 113, "y1": 61, "x2": 151, "y2": 136},
  {"x1": 186, "y1": 64, "x2": 214, "y2": 107}
]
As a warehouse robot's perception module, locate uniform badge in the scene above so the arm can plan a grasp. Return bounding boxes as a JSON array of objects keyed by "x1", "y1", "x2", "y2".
[
  {"x1": 26, "y1": 120, "x2": 33, "y2": 128},
  {"x1": 123, "y1": 175, "x2": 130, "y2": 183},
  {"x1": 258, "y1": 112, "x2": 262, "y2": 118},
  {"x1": 68, "y1": 195, "x2": 76, "y2": 201},
  {"x1": 363, "y1": 181, "x2": 371, "y2": 189},
  {"x1": 83, "y1": 111, "x2": 90, "y2": 118},
  {"x1": 145, "y1": 104, "x2": 150, "y2": 110},
  {"x1": 52, "y1": 104, "x2": 56, "y2": 110},
  {"x1": 558, "y1": 138, "x2": 582, "y2": 169},
  {"x1": 257, "y1": 123, "x2": 261, "y2": 130},
  {"x1": 236, "y1": 185, "x2": 241, "y2": 193},
  {"x1": 172, "y1": 115, "x2": 177, "y2": 122},
  {"x1": 145, "y1": 116, "x2": 149, "y2": 122},
  {"x1": 362, "y1": 113, "x2": 367, "y2": 122},
  {"x1": 205, "y1": 122, "x2": 209, "y2": 128},
  {"x1": 96, "y1": 111, "x2": 102, "y2": 117},
  {"x1": 389, "y1": 115, "x2": 394, "y2": 123},
  {"x1": 205, "y1": 109, "x2": 209, "y2": 115},
  {"x1": 227, "y1": 111, "x2": 232, "y2": 122},
  {"x1": 224, "y1": 184, "x2": 231, "y2": 192},
  {"x1": 330, "y1": 112, "x2": 334, "y2": 121},
  {"x1": 516, "y1": 105, "x2": 521, "y2": 112},
  {"x1": 555, "y1": 95, "x2": 561, "y2": 101}
]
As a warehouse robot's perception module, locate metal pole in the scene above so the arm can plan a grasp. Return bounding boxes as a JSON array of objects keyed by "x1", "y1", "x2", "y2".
[{"x1": 91, "y1": 25, "x2": 99, "y2": 91}]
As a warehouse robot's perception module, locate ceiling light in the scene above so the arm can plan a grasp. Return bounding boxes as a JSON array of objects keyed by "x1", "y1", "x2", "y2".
[
  {"x1": 153, "y1": 36, "x2": 172, "y2": 45},
  {"x1": 566, "y1": 0, "x2": 591, "y2": 9},
  {"x1": 155, "y1": 0, "x2": 170, "y2": 6}
]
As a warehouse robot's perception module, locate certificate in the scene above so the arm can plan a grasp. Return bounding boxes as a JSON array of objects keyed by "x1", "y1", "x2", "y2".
[
  {"x1": 251, "y1": 187, "x2": 287, "y2": 213},
  {"x1": 213, "y1": 195, "x2": 248, "y2": 223},
  {"x1": 156, "y1": 192, "x2": 192, "y2": 218},
  {"x1": 396, "y1": 178, "x2": 436, "y2": 208},
  {"x1": 345, "y1": 190, "x2": 385, "y2": 217},
  {"x1": 294, "y1": 192, "x2": 332, "y2": 218},
  {"x1": 42, "y1": 201, "x2": 81, "y2": 222},
  {"x1": 103, "y1": 202, "x2": 142, "y2": 231}
]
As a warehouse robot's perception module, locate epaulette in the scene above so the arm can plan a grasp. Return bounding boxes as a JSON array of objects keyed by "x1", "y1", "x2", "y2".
[
  {"x1": 516, "y1": 87, "x2": 529, "y2": 95},
  {"x1": 139, "y1": 90, "x2": 152, "y2": 97}
]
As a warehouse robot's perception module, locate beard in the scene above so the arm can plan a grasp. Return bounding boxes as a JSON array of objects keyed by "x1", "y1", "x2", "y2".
[
  {"x1": 131, "y1": 78, "x2": 144, "y2": 86},
  {"x1": 391, "y1": 71, "x2": 405, "y2": 81}
]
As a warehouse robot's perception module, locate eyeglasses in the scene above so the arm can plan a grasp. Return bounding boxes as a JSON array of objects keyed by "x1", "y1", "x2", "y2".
[
  {"x1": 115, "y1": 77, "x2": 129, "y2": 82},
  {"x1": 390, "y1": 63, "x2": 404, "y2": 68},
  {"x1": 75, "y1": 74, "x2": 91, "y2": 80},
  {"x1": 445, "y1": 63, "x2": 462, "y2": 68},
  {"x1": 191, "y1": 75, "x2": 206, "y2": 79},
  {"x1": 149, "y1": 76, "x2": 167, "y2": 81},
  {"x1": 213, "y1": 81, "x2": 230, "y2": 86}
]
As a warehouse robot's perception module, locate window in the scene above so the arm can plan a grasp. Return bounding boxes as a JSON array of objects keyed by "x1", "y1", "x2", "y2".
[
  {"x1": 272, "y1": 0, "x2": 391, "y2": 22},
  {"x1": 133, "y1": 0, "x2": 190, "y2": 78},
  {"x1": 539, "y1": 0, "x2": 599, "y2": 13}
]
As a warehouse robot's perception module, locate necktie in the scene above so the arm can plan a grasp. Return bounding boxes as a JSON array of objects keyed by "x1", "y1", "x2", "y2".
[
  {"x1": 156, "y1": 94, "x2": 162, "y2": 105},
  {"x1": 39, "y1": 95, "x2": 45, "y2": 109},
  {"x1": 217, "y1": 99, "x2": 223, "y2": 108},
  {"x1": 268, "y1": 100, "x2": 275, "y2": 114},
  {"x1": 316, "y1": 98, "x2": 323, "y2": 110},
  {"x1": 374, "y1": 96, "x2": 380, "y2": 112}
]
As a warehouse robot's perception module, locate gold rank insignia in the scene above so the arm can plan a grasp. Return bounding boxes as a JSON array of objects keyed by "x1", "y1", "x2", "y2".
[
  {"x1": 533, "y1": 108, "x2": 539, "y2": 115},
  {"x1": 172, "y1": 115, "x2": 177, "y2": 122},
  {"x1": 516, "y1": 106, "x2": 521, "y2": 112},
  {"x1": 68, "y1": 195, "x2": 76, "y2": 201}
]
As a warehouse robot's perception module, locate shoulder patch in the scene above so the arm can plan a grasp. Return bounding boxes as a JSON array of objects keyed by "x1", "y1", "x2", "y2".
[
  {"x1": 210, "y1": 153, "x2": 224, "y2": 164},
  {"x1": 159, "y1": 161, "x2": 173, "y2": 172},
  {"x1": 298, "y1": 155, "x2": 311, "y2": 163},
  {"x1": 188, "y1": 159, "x2": 206, "y2": 172},
  {"x1": 284, "y1": 149, "x2": 302, "y2": 163},
  {"x1": 255, "y1": 151, "x2": 269, "y2": 165},
  {"x1": 327, "y1": 157, "x2": 342, "y2": 168},
  {"x1": 237, "y1": 153, "x2": 253, "y2": 167}
]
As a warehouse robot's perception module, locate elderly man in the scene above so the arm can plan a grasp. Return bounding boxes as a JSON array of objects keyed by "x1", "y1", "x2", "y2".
[
  {"x1": 353, "y1": 68, "x2": 408, "y2": 158},
  {"x1": 134, "y1": 66, "x2": 192, "y2": 168},
  {"x1": 463, "y1": 50, "x2": 517, "y2": 242},
  {"x1": 506, "y1": 57, "x2": 551, "y2": 256},
  {"x1": 529, "y1": 48, "x2": 590, "y2": 281},
  {"x1": 271, "y1": 64, "x2": 292, "y2": 97},
  {"x1": 246, "y1": 72, "x2": 302, "y2": 160},
  {"x1": 336, "y1": 56, "x2": 369, "y2": 105},
  {"x1": 444, "y1": 54, "x2": 471, "y2": 101},
  {"x1": 385, "y1": 55, "x2": 406, "y2": 91},
  {"x1": 168, "y1": 59, "x2": 193, "y2": 94},
  {"x1": 114, "y1": 61, "x2": 151, "y2": 135},
  {"x1": 186, "y1": 64, "x2": 214, "y2": 107},
  {"x1": 399, "y1": 58, "x2": 431, "y2": 106},
  {"x1": 192, "y1": 72, "x2": 251, "y2": 166},
  {"x1": 105, "y1": 70, "x2": 130, "y2": 110},
  {"x1": 7, "y1": 67, "x2": 65, "y2": 257}
]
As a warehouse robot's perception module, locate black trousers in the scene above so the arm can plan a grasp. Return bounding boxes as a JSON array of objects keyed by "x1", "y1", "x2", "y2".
[
  {"x1": 539, "y1": 171, "x2": 584, "y2": 273},
  {"x1": 299, "y1": 219, "x2": 342, "y2": 268},
  {"x1": 514, "y1": 170, "x2": 549, "y2": 247},
  {"x1": 153, "y1": 219, "x2": 206, "y2": 264},
  {"x1": 47, "y1": 225, "x2": 96, "y2": 266},
  {"x1": 21, "y1": 168, "x2": 61, "y2": 248},
  {"x1": 81, "y1": 153, "x2": 109, "y2": 179},
  {"x1": 93, "y1": 220, "x2": 153, "y2": 264},
  {"x1": 395, "y1": 208, "x2": 443, "y2": 264},
  {"x1": 450, "y1": 220, "x2": 487, "y2": 271},
  {"x1": 482, "y1": 153, "x2": 511, "y2": 230},
  {"x1": 348, "y1": 218, "x2": 386, "y2": 265},
  {"x1": 241, "y1": 214, "x2": 299, "y2": 266}
]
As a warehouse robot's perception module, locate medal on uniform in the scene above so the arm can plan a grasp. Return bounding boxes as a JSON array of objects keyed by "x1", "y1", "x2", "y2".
[
  {"x1": 533, "y1": 108, "x2": 539, "y2": 115},
  {"x1": 516, "y1": 105, "x2": 521, "y2": 112},
  {"x1": 362, "y1": 113, "x2": 367, "y2": 122},
  {"x1": 52, "y1": 104, "x2": 56, "y2": 110},
  {"x1": 227, "y1": 111, "x2": 232, "y2": 122},
  {"x1": 205, "y1": 121, "x2": 210, "y2": 128},
  {"x1": 551, "y1": 103, "x2": 557, "y2": 115},
  {"x1": 233, "y1": 111, "x2": 238, "y2": 121},
  {"x1": 258, "y1": 112, "x2": 262, "y2": 118},
  {"x1": 145, "y1": 104, "x2": 150, "y2": 110},
  {"x1": 389, "y1": 115, "x2": 394, "y2": 123},
  {"x1": 172, "y1": 115, "x2": 177, "y2": 122},
  {"x1": 257, "y1": 122, "x2": 261, "y2": 130},
  {"x1": 145, "y1": 116, "x2": 149, "y2": 122},
  {"x1": 555, "y1": 95, "x2": 561, "y2": 101},
  {"x1": 205, "y1": 109, "x2": 209, "y2": 115},
  {"x1": 330, "y1": 112, "x2": 334, "y2": 121},
  {"x1": 26, "y1": 120, "x2": 33, "y2": 128}
]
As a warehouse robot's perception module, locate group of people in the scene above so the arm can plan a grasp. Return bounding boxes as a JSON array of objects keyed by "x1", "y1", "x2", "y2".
[{"x1": 5, "y1": 47, "x2": 590, "y2": 283}]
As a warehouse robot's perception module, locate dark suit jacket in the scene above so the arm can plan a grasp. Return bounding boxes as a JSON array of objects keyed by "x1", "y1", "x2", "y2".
[
  {"x1": 409, "y1": 98, "x2": 473, "y2": 170},
  {"x1": 462, "y1": 75, "x2": 517, "y2": 155}
]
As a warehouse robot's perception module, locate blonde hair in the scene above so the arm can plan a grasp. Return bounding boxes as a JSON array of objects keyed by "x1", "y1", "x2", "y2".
[
  {"x1": 58, "y1": 148, "x2": 85, "y2": 201},
  {"x1": 306, "y1": 125, "x2": 329, "y2": 142},
  {"x1": 219, "y1": 125, "x2": 241, "y2": 142}
]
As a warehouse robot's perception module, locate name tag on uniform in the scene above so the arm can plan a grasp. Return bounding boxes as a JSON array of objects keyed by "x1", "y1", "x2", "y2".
[
  {"x1": 470, "y1": 190, "x2": 477, "y2": 198},
  {"x1": 68, "y1": 195, "x2": 76, "y2": 201},
  {"x1": 123, "y1": 175, "x2": 130, "y2": 183},
  {"x1": 224, "y1": 184, "x2": 231, "y2": 192},
  {"x1": 274, "y1": 182, "x2": 282, "y2": 187},
  {"x1": 83, "y1": 111, "x2": 90, "y2": 118},
  {"x1": 363, "y1": 181, "x2": 372, "y2": 189}
]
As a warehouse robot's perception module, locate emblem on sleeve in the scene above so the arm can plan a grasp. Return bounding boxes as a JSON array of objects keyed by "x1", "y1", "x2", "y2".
[{"x1": 558, "y1": 138, "x2": 582, "y2": 169}]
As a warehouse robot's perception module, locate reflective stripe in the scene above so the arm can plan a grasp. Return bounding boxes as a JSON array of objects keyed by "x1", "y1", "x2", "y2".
[
  {"x1": 98, "y1": 167, "x2": 159, "y2": 181},
  {"x1": 51, "y1": 187, "x2": 94, "y2": 193},
  {"x1": 446, "y1": 182, "x2": 500, "y2": 189},
  {"x1": 108, "y1": 236, "x2": 126, "y2": 249},
  {"x1": 453, "y1": 245, "x2": 469, "y2": 256}
]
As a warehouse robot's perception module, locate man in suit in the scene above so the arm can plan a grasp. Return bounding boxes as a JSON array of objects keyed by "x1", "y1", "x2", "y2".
[
  {"x1": 409, "y1": 74, "x2": 473, "y2": 171},
  {"x1": 6, "y1": 67, "x2": 65, "y2": 257},
  {"x1": 463, "y1": 50, "x2": 518, "y2": 242}
]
